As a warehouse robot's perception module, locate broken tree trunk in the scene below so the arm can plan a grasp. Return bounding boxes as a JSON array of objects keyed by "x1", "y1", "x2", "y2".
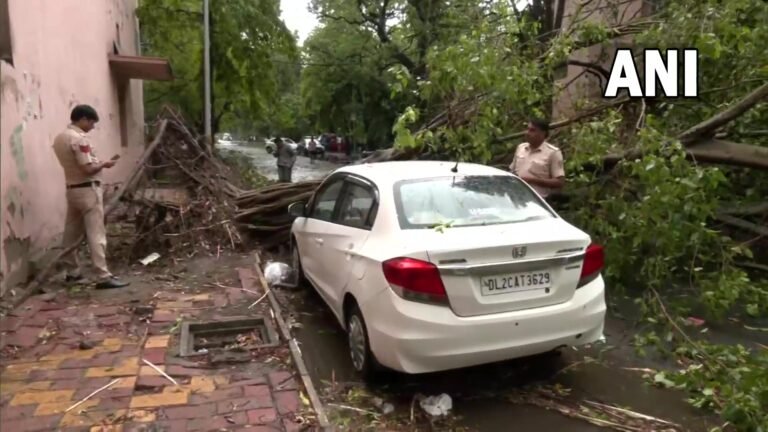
[{"x1": 233, "y1": 181, "x2": 322, "y2": 250}]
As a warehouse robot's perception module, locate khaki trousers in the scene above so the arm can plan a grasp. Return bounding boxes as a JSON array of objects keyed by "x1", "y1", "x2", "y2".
[{"x1": 61, "y1": 186, "x2": 111, "y2": 280}]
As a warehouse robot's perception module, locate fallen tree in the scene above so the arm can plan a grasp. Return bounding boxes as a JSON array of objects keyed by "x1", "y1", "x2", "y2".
[{"x1": 233, "y1": 180, "x2": 323, "y2": 250}]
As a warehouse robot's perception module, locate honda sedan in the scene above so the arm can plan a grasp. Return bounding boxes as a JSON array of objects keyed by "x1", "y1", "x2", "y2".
[{"x1": 287, "y1": 161, "x2": 606, "y2": 377}]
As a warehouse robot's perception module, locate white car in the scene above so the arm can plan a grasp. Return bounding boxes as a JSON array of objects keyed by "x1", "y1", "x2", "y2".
[
  {"x1": 300, "y1": 136, "x2": 325, "y2": 156},
  {"x1": 288, "y1": 161, "x2": 606, "y2": 377},
  {"x1": 217, "y1": 133, "x2": 234, "y2": 146},
  {"x1": 265, "y1": 138, "x2": 299, "y2": 154}
]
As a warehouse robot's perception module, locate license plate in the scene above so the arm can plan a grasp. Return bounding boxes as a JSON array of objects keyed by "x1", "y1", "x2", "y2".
[{"x1": 480, "y1": 271, "x2": 552, "y2": 296}]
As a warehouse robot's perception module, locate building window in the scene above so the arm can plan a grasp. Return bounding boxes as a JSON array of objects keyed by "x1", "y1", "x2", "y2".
[{"x1": 0, "y1": 0, "x2": 12, "y2": 65}]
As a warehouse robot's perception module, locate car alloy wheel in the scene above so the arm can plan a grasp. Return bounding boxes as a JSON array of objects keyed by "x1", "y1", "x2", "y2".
[{"x1": 348, "y1": 314, "x2": 367, "y2": 372}]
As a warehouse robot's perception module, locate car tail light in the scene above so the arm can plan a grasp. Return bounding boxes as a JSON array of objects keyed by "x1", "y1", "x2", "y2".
[
  {"x1": 382, "y1": 257, "x2": 449, "y2": 306},
  {"x1": 577, "y1": 243, "x2": 604, "y2": 288}
]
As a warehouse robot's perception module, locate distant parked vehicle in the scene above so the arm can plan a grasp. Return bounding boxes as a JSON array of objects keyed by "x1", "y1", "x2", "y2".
[
  {"x1": 300, "y1": 136, "x2": 325, "y2": 157},
  {"x1": 216, "y1": 133, "x2": 234, "y2": 146},
  {"x1": 265, "y1": 137, "x2": 299, "y2": 154}
]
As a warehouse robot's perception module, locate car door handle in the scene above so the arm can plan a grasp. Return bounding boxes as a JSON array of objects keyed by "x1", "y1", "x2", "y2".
[{"x1": 314, "y1": 238, "x2": 324, "y2": 245}]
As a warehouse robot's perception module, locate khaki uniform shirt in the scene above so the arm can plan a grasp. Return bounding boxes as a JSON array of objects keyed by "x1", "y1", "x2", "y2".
[
  {"x1": 52, "y1": 125, "x2": 102, "y2": 185},
  {"x1": 509, "y1": 141, "x2": 565, "y2": 198}
]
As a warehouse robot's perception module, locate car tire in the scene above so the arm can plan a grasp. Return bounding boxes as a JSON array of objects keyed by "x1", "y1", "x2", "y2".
[
  {"x1": 346, "y1": 305, "x2": 380, "y2": 380},
  {"x1": 291, "y1": 239, "x2": 309, "y2": 287}
]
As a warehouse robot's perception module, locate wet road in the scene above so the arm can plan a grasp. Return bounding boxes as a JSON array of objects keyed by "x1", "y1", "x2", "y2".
[
  {"x1": 228, "y1": 143, "x2": 713, "y2": 430},
  {"x1": 220, "y1": 142, "x2": 340, "y2": 182},
  {"x1": 289, "y1": 288, "x2": 714, "y2": 431}
]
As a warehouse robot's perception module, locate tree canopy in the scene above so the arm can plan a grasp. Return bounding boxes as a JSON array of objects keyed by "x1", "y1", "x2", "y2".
[
  {"x1": 300, "y1": 1, "x2": 768, "y2": 428},
  {"x1": 137, "y1": 0, "x2": 298, "y2": 135}
]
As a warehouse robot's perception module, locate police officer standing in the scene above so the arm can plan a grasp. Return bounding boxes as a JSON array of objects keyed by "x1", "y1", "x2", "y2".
[
  {"x1": 509, "y1": 118, "x2": 566, "y2": 200},
  {"x1": 52, "y1": 105, "x2": 129, "y2": 289}
]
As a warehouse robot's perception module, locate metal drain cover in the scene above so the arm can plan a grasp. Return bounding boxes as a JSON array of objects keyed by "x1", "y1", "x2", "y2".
[{"x1": 179, "y1": 316, "x2": 279, "y2": 357}]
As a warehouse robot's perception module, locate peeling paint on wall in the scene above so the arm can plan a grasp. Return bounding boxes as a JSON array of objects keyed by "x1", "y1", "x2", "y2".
[
  {"x1": 4, "y1": 185, "x2": 23, "y2": 219},
  {"x1": 2, "y1": 230, "x2": 31, "y2": 290},
  {"x1": 10, "y1": 123, "x2": 28, "y2": 181},
  {"x1": 0, "y1": 74, "x2": 22, "y2": 104}
]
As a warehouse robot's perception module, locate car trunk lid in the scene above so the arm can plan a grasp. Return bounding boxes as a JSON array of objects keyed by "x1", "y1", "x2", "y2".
[{"x1": 404, "y1": 218, "x2": 590, "y2": 317}]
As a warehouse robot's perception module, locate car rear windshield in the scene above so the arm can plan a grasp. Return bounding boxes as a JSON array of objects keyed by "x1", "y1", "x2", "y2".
[{"x1": 393, "y1": 175, "x2": 554, "y2": 229}]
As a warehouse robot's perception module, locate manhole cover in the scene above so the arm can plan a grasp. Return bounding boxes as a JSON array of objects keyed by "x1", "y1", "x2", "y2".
[{"x1": 179, "y1": 316, "x2": 279, "y2": 357}]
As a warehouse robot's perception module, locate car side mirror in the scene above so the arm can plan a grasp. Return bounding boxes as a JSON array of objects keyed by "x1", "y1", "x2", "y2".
[{"x1": 288, "y1": 202, "x2": 306, "y2": 218}]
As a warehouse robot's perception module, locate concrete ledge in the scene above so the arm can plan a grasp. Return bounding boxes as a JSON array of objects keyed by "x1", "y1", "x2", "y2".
[{"x1": 253, "y1": 253, "x2": 332, "y2": 430}]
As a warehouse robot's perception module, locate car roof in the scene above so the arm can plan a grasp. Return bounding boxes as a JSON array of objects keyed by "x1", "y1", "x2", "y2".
[{"x1": 334, "y1": 161, "x2": 512, "y2": 186}]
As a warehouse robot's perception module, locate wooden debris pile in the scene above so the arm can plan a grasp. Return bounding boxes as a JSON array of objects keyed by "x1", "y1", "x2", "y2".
[
  {"x1": 110, "y1": 108, "x2": 246, "y2": 261},
  {"x1": 233, "y1": 180, "x2": 322, "y2": 250}
]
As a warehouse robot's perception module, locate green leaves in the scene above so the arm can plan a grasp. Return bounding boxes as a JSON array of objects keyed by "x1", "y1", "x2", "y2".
[{"x1": 138, "y1": 0, "x2": 297, "y2": 133}]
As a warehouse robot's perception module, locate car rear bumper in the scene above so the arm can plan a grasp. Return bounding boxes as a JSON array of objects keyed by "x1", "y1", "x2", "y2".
[{"x1": 362, "y1": 277, "x2": 606, "y2": 374}]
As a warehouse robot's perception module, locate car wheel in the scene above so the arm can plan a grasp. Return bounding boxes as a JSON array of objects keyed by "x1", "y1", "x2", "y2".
[
  {"x1": 347, "y1": 305, "x2": 378, "y2": 379},
  {"x1": 291, "y1": 240, "x2": 308, "y2": 286}
]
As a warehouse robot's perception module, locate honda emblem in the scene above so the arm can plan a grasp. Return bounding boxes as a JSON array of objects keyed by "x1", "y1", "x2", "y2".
[{"x1": 512, "y1": 246, "x2": 527, "y2": 259}]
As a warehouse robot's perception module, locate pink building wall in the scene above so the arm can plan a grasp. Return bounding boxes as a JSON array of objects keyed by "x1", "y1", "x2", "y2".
[
  {"x1": 0, "y1": 0, "x2": 145, "y2": 295},
  {"x1": 553, "y1": 0, "x2": 650, "y2": 119}
]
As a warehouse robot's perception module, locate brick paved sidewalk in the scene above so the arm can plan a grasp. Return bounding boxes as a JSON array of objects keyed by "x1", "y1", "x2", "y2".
[{"x1": 0, "y1": 258, "x2": 315, "y2": 432}]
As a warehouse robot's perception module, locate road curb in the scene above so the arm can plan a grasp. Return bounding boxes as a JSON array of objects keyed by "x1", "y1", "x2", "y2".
[{"x1": 254, "y1": 253, "x2": 332, "y2": 431}]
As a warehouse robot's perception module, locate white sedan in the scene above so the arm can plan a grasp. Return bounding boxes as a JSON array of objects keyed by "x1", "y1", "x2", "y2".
[
  {"x1": 288, "y1": 161, "x2": 606, "y2": 377},
  {"x1": 265, "y1": 138, "x2": 299, "y2": 154}
]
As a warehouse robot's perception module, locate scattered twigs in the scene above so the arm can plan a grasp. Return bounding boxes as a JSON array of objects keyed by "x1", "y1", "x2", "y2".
[
  {"x1": 509, "y1": 387, "x2": 682, "y2": 432},
  {"x1": 66, "y1": 378, "x2": 121, "y2": 412},
  {"x1": 583, "y1": 400, "x2": 681, "y2": 428},
  {"x1": 327, "y1": 403, "x2": 380, "y2": 417},
  {"x1": 248, "y1": 288, "x2": 271, "y2": 309},
  {"x1": 650, "y1": 288, "x2": 728, "y2": 373},
  {"x1": 142, "y1": 358, "x2": 179, "y2": 386}
]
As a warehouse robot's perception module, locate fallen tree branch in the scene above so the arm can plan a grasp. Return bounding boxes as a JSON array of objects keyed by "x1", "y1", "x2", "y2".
[
  {"x1": 678, "y1": 82, "x2": 768, "y2": 145},
  {"x1": 718, "y1": 202, "x2": 768, "y2": 217},
  {"x1": 735, "y1": 261, "x2": 768, "y2": 273},
  {"x1": 497, "y1": 96, "x2": 630, "y2": 140},
  {"x1": 714, "y1": 214, "x2": 768, "y2": 237},
  {"x1": 600, "y1": 139, "x2": 768, "y2": 171}
]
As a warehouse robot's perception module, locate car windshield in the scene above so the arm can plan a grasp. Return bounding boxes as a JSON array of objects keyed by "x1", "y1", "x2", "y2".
[{"x1": 394, "y1": 175, "x2": 554, "y2": 229}]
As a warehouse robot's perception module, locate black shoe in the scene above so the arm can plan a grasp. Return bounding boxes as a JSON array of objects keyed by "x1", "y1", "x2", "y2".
[
  {"x1": 65, "y1": 274, "x2": 84, "y2": 283},
  {"x1": 95, "y1": 278, "x2": 130, "y2": 290}
]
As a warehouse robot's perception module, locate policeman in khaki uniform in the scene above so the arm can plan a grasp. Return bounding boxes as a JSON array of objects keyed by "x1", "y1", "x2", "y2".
[
  {"x1": 509, "y1": 118, "x2": 566, "y2": 199},
  {"x1": 52, "y1": 105, "x2": 129, "y2": 289}
]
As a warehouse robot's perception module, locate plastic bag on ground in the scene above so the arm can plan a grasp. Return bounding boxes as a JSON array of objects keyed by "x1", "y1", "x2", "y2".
[
  {"x1": 420, "y1": 393, "x2": 452, "y2": 417},
  {"x1": 263, "y1": 261, "x2": 295, "y2": 287}
]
